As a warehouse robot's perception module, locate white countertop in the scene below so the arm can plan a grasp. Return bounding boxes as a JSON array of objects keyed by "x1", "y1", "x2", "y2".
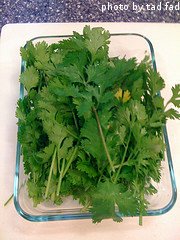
[{"x1": 0, "y1": 22, "x2": 180, "y2": 240}]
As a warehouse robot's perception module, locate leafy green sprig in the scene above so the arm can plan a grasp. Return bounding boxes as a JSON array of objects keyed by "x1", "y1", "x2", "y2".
[{"x1": 16, "y1": 25, "x2": 180, "y2": 224}]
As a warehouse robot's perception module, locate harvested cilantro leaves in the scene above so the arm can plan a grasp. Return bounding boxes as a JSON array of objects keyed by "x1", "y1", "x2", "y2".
[{"x1": 16, "y1": 26, "x2": 180, "y2": 224}]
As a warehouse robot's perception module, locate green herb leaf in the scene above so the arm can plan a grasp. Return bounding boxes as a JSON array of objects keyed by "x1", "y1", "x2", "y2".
[{"x1": 20, "y1": 66, "x2": 39, "y2": 92}]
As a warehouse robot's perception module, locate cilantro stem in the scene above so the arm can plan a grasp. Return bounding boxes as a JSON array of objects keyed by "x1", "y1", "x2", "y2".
[
  {"x1": 72, "y1": 110, "x2": 79, "y2": 132},
  {"x1": 56, "y1": 158, "x2": 65, "y2": 196},
  {"x1": 4, "y1": 194, "x2": 14, "y2": 206},
  {"x1": 139, "y1": 214, "x2": 143, "y2": 226},
  {"x1": 113, "y1": 131, "x2": 132, "y2": 183},
  {"x1": 139, "y1": 192, "x2": 144, "y2": 226},
  {"x1": 65, "y1": 129, "x2": 79, "y2": 140},
  {"x1": 126, "y1": 148, "x2": 139, "y2": 163},
  {"x1": 45, "y1": 147, "x2": 57, "y2": 198},
  {"x1": 56, "y1": 145, "x2": 78, "y2": 195},
  {"x1": 56, "y1": 144, "x2": 78, "y2": 196},
  {"x1": 4, "y1": 182, "x2": 26, "y2": 207},
  {"x1": 69, "y1": 100, "x2": 79, "y2": 133},
  {"x1": 57, "y1": 148, "x2": 61, "y2": 174},
  {"x1": 164, "y1": 100, "x2": 171, "y2": 110},
  {"x1": 63, "y1": 145, "x2": 79, "y2": 177},
  {"x1": 93, "y1": 107, "x2": 115, "y2": 172}
]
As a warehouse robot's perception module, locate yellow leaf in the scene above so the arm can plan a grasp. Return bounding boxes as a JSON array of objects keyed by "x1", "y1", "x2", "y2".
[
  {"x1": 123, "y1": 90, "x2": 131, "y2": 103},
  {"x1": 115, "y1": 88, "x2": 131, "y2": 103},
  {"x1": 115, "y1": 88, "x2": 123, "y2": 100}
]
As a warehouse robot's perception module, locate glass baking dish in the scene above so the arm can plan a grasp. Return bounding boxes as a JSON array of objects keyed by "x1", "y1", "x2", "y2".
[{"x1": 14, "y1": 32, "x2": 177, "y2": 222}]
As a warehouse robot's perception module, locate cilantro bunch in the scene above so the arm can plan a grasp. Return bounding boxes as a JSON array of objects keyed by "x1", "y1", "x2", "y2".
[{"x1": 16, "y1": 26, "x2": 180, "y2": 224}]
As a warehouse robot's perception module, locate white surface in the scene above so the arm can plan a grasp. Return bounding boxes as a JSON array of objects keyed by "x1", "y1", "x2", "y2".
[{"x1": 0, "y1": 22, "x2": 180, "y2": 240}]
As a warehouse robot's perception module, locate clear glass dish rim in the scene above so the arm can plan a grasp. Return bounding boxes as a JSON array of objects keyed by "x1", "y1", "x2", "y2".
[{"x1": 14, "y1": 32, "x2": 177, "y2": 222}]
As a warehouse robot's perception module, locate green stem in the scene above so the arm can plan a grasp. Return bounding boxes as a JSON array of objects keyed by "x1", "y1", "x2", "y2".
[
  {"x1": 93, "y1": 107, "x2": 115, "y2": 172},
  {"x1": 56, "y1": 146, "x2": 78, "y2": 196},
  {"x1": 113, "y1": 131, "x2": 132, "y2": 183},
  {"x1": 139, "y1": 214, "x2": 143, "y2": 226},
  {"x1": 164, "y1": 99, "x2": 171, "y2": 110},
  {"x1": 72, "y1": 111, "x2": 79, "y2": 132},
  {"x1": 56, "y1": 158, "x2": 65, "y2": 196},
  {"x1": 57, "y1": 144, "x2": 61, "y2": 173},
  {"x1": 126, "y1": 148, "x2": 139, "y2": 163},
  {"x1": 63, "y1": 146, "x2": 78, "y2": 177},
  {"x1": 4, "y1": 194, "x2": 14, "y2": 207},
  {"x1": 65, "y1": 129, "x2": 79, "y2": 140},
  {"x1": 4, "y1": 181, "x2": 26, "y2": 207},
  {"x1": 69, "y1": 99, "x2": 79, "y2": 133},
  {"x1": 139, "y1": 192, "x2": 144, "y2": 226},
  {"x1": 45, "y1": 147, "x2": 57, "y2": 198}
]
